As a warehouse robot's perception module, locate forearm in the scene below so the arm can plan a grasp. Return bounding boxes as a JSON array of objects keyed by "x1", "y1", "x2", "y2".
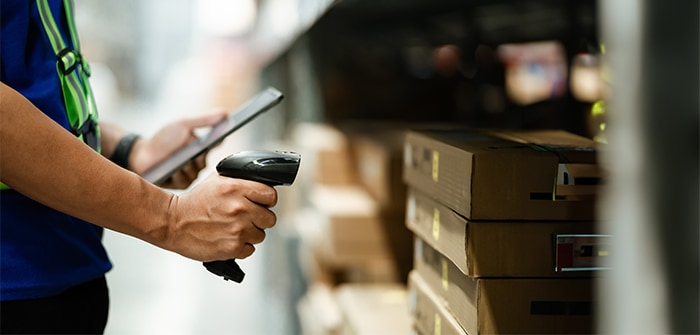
[{"x1": 0, "y1": 82, "x2": 173, "y2": 246}]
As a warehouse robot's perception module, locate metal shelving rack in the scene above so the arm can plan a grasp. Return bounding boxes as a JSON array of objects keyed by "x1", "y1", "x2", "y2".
[
  {"x1": 598, "y1": 1, "x2": 699, "y2": 333},
  {"x1": 252, "y1": 0, "x2": 700, "y2": 333}
]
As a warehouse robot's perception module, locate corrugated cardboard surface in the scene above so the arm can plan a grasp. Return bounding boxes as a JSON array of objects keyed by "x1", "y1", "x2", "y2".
[
  {"x1": 409, "y1": 271, "x2": 468, "y2": 335},
  {"x1": 406, "y1": 187, "x2": 596, "y2": 278},
  {"x1": 298, "y1": 282, "x2": 411, "y2": 335},
  {"x1": 306, "y1": 186, "x2": 393, "y2": 264},
  {"x1": 297, "y1": 283, "x2": 344, "y2": 335},
  {"x1": 348, "y1": 130, "x2": 407, "y2": 214},
  {"x1": 414, "y1": 237, "x2": 594, "y2": 334},
  {"x1": 295, "y1": 209, "x2": 399, "y2": 284},
  {"x1": 292, "y1": 122, "x2": 357, "y2": 186},
  {"x1": 335, "y1": 283, "x2": 412, "y2": 335},
  {"x1": 347, "y1": 130, "x2": 413, "y2": 282},
  {"x1": 403, "y1": 129, "x2": 598, "y2": 221}
]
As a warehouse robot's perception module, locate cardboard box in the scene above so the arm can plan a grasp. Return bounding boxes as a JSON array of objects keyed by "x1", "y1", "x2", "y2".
[
  {"x1": 292, "y1": 122, "x2": 356, "y2": 186},
  {"x1": 295, "y1": 207, "x2": 399, "y2": 285},
  {"x1": 347, "y1": 130, "x2": 407, "y2": 214},
  {"x1": 335, "y1": 283, "x2": 412, "y2": 335},
  {"x1": 295, "y1": 188, "x2": 400, "y2": 283},
  {"x1": 297, "y1": 283, "x2": 411, "y2": 335},
  {"x1": 346, "y1": 129, "x2": 413, "y2": 281},
  {"x1": 303, "y1": 187, "x2": 394, "y2": 263},
  {"x1": 406, "y1": 187, "x2": 603, "y2": 277},
  {"x1": 409, "y1": 271, "x2": 468, "y2": 335},
  {"x1": 297, "y1": 283, "x2": 345, "y2": 335},
  {"x1": 403, "y1": 129, "x2": 601, "y2": 220},
  {"x1": 414, "y1": 238, "x2": 595, "y2": 334}
]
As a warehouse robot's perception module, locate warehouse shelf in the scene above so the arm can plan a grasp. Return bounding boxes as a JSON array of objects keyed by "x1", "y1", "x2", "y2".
[{"x1": 250, "y1": 0, "x2": 699, "y2": 334}]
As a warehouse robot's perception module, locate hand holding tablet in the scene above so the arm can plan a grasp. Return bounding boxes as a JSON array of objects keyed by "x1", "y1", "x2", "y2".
[{"x1": 141, "y1": 87, "x2": 284, "y2": 186}]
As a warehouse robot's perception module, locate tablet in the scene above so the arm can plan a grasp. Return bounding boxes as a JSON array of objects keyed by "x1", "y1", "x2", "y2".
[{"x1": 142, "y1": 87, "x2": 284, "y2": 185}]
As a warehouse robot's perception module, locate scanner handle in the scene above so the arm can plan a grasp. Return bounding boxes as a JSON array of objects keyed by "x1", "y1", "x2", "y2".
[
  {"x1": 203, "y1": 259, "x2": 245, "y2": 283},
  {"x1": 203, "y1": 150, "x2": 300, "y2": 283}
]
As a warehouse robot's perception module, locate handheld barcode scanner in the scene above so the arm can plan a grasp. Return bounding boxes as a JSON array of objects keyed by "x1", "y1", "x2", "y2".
[{"x1": 203, "y1": 150, "x2": 301, "y2": 283}]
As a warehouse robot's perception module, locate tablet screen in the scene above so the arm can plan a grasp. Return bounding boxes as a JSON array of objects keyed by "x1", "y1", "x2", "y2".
[{"x1": 142, "y1": 87, "x2": 284, "y2": 185}]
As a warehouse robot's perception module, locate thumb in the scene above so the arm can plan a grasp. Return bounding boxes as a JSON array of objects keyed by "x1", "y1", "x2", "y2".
[{"x1": 182, "y1": 110, "x2": 227, "y2": 129}]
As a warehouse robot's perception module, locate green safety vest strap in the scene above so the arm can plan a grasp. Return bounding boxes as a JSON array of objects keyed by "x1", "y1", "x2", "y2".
[
  {"x1": 37, "y1": 0, "x2": 101, "y2": 151},
  {"x1": 0, "y1": 0, "x2": 100, "y2": 191}
]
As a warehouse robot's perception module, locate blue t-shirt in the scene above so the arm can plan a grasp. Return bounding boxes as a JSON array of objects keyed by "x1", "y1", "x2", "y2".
[{"x1": 0, "y1": 0, "x2": 112, "y2": 300}]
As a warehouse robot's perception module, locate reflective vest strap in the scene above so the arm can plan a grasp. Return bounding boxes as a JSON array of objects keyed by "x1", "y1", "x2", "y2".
[
  {"x1": 60, "y1": 0, "x2": 101, "y2": 140},
  {"x1": 36, "y1": 0, "x2": 100, "y2": 146},
  {"x1": 63, "y1": 0, "x2": 81, "y2": 51},
  {"x1": 36, "y1": 0, "x2": 91, "y2": 132},
  {"x1": 1, "y1": 1, "x2": 102, "y2": 191},
  {"x1": 36, "y1": 0, "x2": 67, "y2": 54}
]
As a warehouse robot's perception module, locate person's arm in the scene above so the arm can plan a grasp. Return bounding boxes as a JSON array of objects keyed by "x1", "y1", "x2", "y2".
[{"x1": 0, "y1": 82, "x2": 277, "y2": 261}]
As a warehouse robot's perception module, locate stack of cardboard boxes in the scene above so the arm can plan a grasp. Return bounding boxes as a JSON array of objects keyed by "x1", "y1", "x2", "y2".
[
  {"x1": 291, "y1": 122, "x2": 411, "y2": 284},
  {"x1": 292, "y1": 122, "x2": 413, "y2": 335},
  {"x1": 403, "y1": 128, "x2": 607, "y2": 334}
]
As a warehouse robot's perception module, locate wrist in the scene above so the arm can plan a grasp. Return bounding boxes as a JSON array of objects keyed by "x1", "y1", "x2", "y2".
[
  {"x1": 144, "y1": 191, "x2": 179, "y2": 250},
  {"x1": 111, "y1": 133, "x2": 141, "y2": 170}
]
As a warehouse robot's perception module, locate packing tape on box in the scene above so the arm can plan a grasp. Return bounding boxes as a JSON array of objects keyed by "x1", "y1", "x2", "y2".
[
  {"x1": 432, "y1": 150, "x2": 440, "y2": 182},
  {"x1": 434, "y1": 313, "x2": 442, "y2": 335},
  {"x1": 441, "y1": 258, "x2": 449, "y2": 292},
  {"x1": 432, "y1": 208, "x2": 440, "y2": 241}
]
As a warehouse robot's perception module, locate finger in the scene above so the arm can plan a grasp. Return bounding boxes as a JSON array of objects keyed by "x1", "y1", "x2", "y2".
[
  {"x1": 156, "y1": 175, "x2": 172, "y2": 187},
  {"x1": 178, "y1": 132, "x2": 198, "y2": 149},
  {"x1": 193, "y1": 153, "x2": 207, "y2": 172},
  {"x1": 252, "y1": 208, "x2": 277, "y2": 230},
  {"x1": 166, "y1": 170, "x2": 189, "y2": 190},
  {"x1": 235, "y1": 243, "x2": 255, "y2": 259},
  {"x1": 181, "y1": 111, "x2": 227, "y2": 129},
  {"x1": 180, "y1": 161, "x2": 199, "y2": 182},
  {"x1": 246, "y1": 225, "x2": 267, "y2": 245},
  {"x1": 236, "y1": 180, "x2": 278, "y2": 207}
]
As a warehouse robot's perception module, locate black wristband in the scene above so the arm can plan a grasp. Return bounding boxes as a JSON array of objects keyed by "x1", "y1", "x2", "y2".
[{"x1": 112, "y1": 133, "x2": 140, "y2": 169}]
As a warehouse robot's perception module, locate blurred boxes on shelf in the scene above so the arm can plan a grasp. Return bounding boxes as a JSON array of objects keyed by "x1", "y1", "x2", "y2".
[
  {"x1": 291, "y1": 121, "x2": 418, "y2": 334},
  {"x1": 292, "y1": 122, "x2": 357, "y2": 187},
  {"x1": 291, "y1": 122, "x2": 417, "y2": 284},
  {"x1": 343, "y1": 124, "x2": 414, "y2": 281},
  {"x1": 294, "y1": 202, "x2": 399, "y2": 285},
  {"x1": 298, "y1": 282, "x2": 411, "y2": 335},
  {"x1": 309, "y1": 185, "x2": 390, "y2": 265},
  {"x1": 346, "y1": 128, "x2": 407, "y2": 215},
  {"x1": 297, "y1": 283, "x2": 344, "y2": 335},
  {"x1": 335, "y1": 283, "x2": 412, "y2": 335}
]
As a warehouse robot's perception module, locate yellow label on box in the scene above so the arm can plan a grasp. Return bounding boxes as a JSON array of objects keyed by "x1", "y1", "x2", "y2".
[
  {"x1": 432, "y1": 150, "x2": 439, "y2": 182},
  {"x1": 434, "y1": 313, "x2": 442, "y2": 335},
  {"x1": 441, "y1": 258, "x2": 449, "y2": 292},
  {"x1": 432, "y1": 208, "x2": 440, "y2": 241}
]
